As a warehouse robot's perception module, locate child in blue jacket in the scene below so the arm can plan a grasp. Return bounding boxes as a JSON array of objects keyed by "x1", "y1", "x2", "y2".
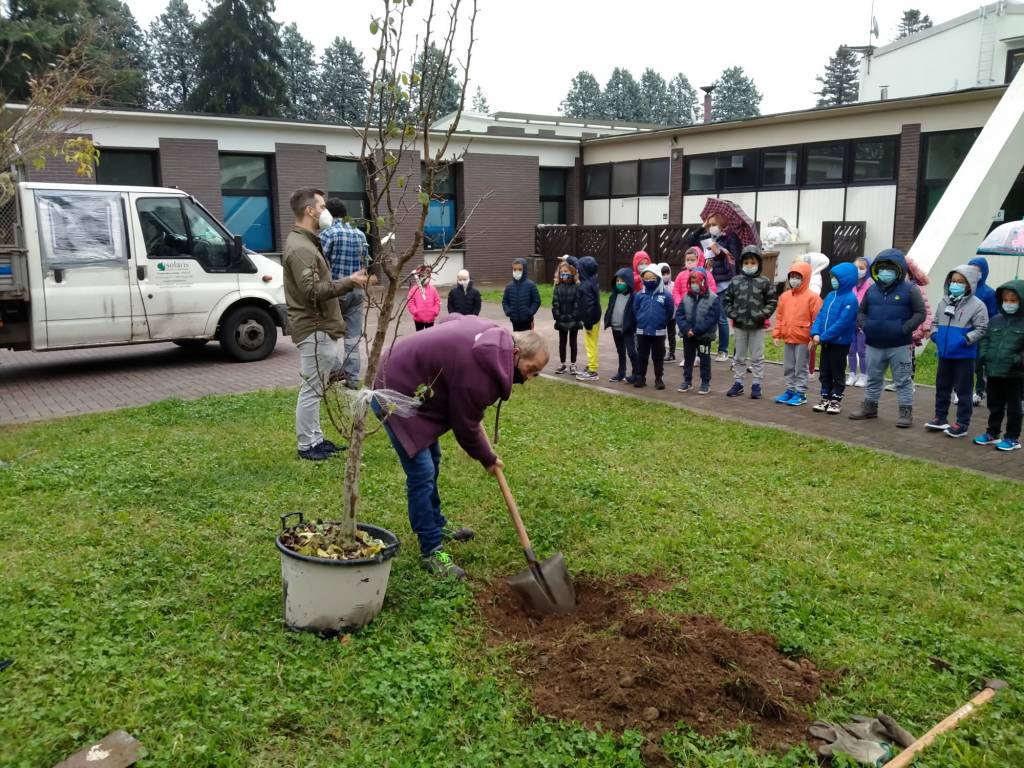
[
  {"x1": 675, "y1": 269, "x2": 720, "y2": 394},
  {"x1": 809, "y1": 262, "x2": 859, "y2": 414},
  {"x1": 633, "y1": 263, "x2": 675, "y2": 390}
]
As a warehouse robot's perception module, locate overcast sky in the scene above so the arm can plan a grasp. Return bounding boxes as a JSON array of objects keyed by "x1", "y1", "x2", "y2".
[{"x1": 126, "y1": 0, "x2": 979, "y2": 116}]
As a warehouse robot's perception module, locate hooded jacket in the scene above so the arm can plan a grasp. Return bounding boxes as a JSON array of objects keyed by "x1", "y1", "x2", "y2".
[
  {"x1": 857, "y1": 249, "x2": 926, "y2": 349},
  {"x1": 502, "y1": 257, "x2": 542, "y2": 324},
  {"x1": 979, "y1": 280, "x2": 1024, "y2": 378},
  {"x1": 632, "y1": 250, "x2": 652, "y2": 292},
  {"x1": 968, "y1": 256, "x2": 999, "y2": 319},
  {"x1": 551, "y1": 264, "x2": 583, "y2": 331},
  {"x1": 603, "y1": 267, "x2": 637, "y2": 334},
  {"x1": 773, "y1": 262, "x2": 823, "y2": 344},
  {"x1": 802, "y1": 252, "x2": 831, "y2": 296},
  {"x1": 447, "y1": 280, "x2": 482, "y2": 316},
  {"x1": 633, "y1": 266, "x2": 675, "y2": 336},
  {"x1": 672, "y1": 247, "x2": 718, "y2": 305},
  {"x1": 675, "y1": 271, "x2": 721, "y2": 342},
  {"x1": 905, "y1": 256, "x2": 933, "y2": 344},
  {"x1": 376, "y1": 314, "x2": 513, "y2": 467},
  {"x1": 931, "y1": 264, "x2": 989, "y2": 360},
  {"x1": 690, "y1": 229, "x2": 739, "y2": 285},
  {"x1": 406, "y1": 278, "x2": 441, "y2": 323},
  {"x1": 723, "y1": 247, "x2": 778, "y2": 329},
  {"x1": 576, "y1": 256, "x2": 602, "y2": 328},
  {"x1": 810, "y1": 262, "x2": 859, "y2": 345}
]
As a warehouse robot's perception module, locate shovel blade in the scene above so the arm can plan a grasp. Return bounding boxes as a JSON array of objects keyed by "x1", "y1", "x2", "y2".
[{"x1": 508, "y1": 551, "x2": 576, "y2": 615}]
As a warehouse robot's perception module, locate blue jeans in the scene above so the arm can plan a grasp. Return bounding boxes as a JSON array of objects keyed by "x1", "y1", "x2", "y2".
[
  {"x1": 716, "y1": 284, "x2": 730, "y2": 353},
  {"x1": 373, "y1": 402, "x2": 446, "y2": 556}
]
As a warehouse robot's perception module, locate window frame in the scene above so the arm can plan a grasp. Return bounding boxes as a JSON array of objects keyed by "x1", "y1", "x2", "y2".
[
  {"x1": 638, "y1": 157, "x2": 670, "y2": 196},
  {"x1": 915, "y1": 127, "x2": 982, "y2": 234},
  {"x1": 420, "y1": 161, "x2": 461, "y2": 249},
  {"x1": 218, "y1": 153, "x2": 275, "y2": 252},
  {"x1": 715, "y1": 149, "x2": 760, "y2": 192},
  {"x1": 326, "y1": 157, "x2": 370, "y2": 226},
  {"x1": 610, "y1": 160, "x2": 639, "y2": 198},
  {"x1": 683, "y1": 153, "x2": 718, "y2": 194},
  {"x1": 136, "y1": 196, "x2": 240, "y2": 272},
  {"x1": 801, "y1": 141, "x2": 848, "y2": 188},
  {"x1": 583, "y1": 163, "x2": 611, "y2": 199},
  {"x1": 759, "y1": 144, "x2": 801, "y2": 190},
  {"x1": 1006, "y1": 46, "x2": 1024, "y2": 83},
  {"x1": 95, "y1": 149, "x2": 159, "y2": 187},
  {"x1": 539, "y1": 167, "x2": 568, "y2": 224},
  {"x1": 848, "y1": 136, "x2": 900, "y2": 187}
]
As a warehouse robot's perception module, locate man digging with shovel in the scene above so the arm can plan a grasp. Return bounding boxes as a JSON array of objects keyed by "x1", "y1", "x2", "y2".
[{"x1": 374, "y1": 314, "x2": 548, "y2": 579}]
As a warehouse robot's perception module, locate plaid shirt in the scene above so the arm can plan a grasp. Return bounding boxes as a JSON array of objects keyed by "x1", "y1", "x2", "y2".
[{"x1": 320, "y1": 221, "x2": 368, "y2": 279}]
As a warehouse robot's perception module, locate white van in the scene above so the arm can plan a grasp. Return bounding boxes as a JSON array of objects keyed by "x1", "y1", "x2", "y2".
[{"x1": 0, "y1": 182, "x2": 287, "y2": 361}]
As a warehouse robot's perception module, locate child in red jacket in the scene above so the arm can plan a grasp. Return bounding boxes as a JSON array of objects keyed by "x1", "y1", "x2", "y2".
[
  {"x1": 773, "y1": 261, "x2": 822, "y2": 406},
  {"x1": 407, "y1": 266, "x2": 441, "y2": 331}
]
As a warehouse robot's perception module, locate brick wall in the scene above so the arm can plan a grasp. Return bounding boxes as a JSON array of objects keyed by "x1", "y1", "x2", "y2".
[
  {"x1": 567, "y1": 158, "x2": 582, "y2": 225},
  {"x1": 669, "y1": 148, "x2": 684, "y2": 224},
  {"x1": 462, "y1": 152, "x2": 540, "y2": 284},
  {"x1": 893, "y1": 123, "x2": 921, "y2": 252},
  {"x1": 24, "y1": 133, "x2": 95, "y2": 184},
  {"x1": 158, "y1": 138, "x2": 222, "y2": 219},
  {"x1": 274, "y1": 142, "x2": 327, "y2": 251}
]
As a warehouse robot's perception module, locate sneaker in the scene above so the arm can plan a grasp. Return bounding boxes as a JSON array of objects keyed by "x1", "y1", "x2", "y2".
[
  {"x1": 678, "y1": 358, "x2": 686, "y2": 367},
  {"x1": 297, "y1": 443, "x2": 335, "y2": 461},
  {"x1": 854, "y1": 374, "x2": 868, "y2": 387},
  {"x1": 576, "y1": 370, "x2": 599, "y2": 382},
  {"x1": 665, "y1": 354, "x2": 676, "y2": 362},
  {"x1": 441, "y1": 525, "x2": 475, "y2": 543},
  {"x1": 726, "y1": 382, "x2": 744, "y2": 397},
  {"x1": 655, "y1": 378, "x2": 665, "y2": 390},
  {"x1": 845, "y1": 373, "x2": 856, "y2": 386},
  {"x1": 884, "y1": 381, "x2": 896, "y2": 392},
  {"x1": 750, "y1": 383, "x2": 762, "y2": 400},
  {"x1": 421, "y1": 548, "x2": 466, "y2": 579},
  {"x1": 716, "y1": 351, "x2": 729, "y2": 362},
  {"x1": 554, "y1": 363, "x2": 567, "y2": 374},
  {"x1": 610, "y1": 373, "x2": 626, "y2": 382},
  {"x1": 812, "y1": 398, "x2": 829, "y2": 412},
  {"x1": 775, "y1": 389, "x2": 796, "y2": 404},
  {"x1": 973, "y1": 433, "x2": 999, "y2": 446},
  {"x1": 972, "y1": 392, "x2": 983, "y2": 406},
  {"x1": 320, "y1": 439, "x2": 346, "y2": 454},
  {"x1": 951, "y1": 391, "x2": 959, "y2": 404},
  {"x1": 786, "y1": 392, "x2": 807, "y2": 407},
  {"x1": 633, "y1": 377, "x2": 647, "y2": 388},
  {"x1": 678, "y1": 382, "x2": 693, "y2": 393},
  {"x1": 826, "y1": 399, "x2": 842, "y2": 414},
  {"x1": 924, "y1": 418, "x2": 950, "y2": 431},
  {"x1": 698, "y1": 384, "x2": 710, "y2": 395},
  {"x1": 328, "y1": 369, "x2": 347, "y2": 385},
  {"x1": 626, "y1": 375, "x2": 638, "y2": 384},
  {"x1": 996, "y1": 438, "x2": 1021, "y2": 451},
  {"x1": 568, "y1": 363, "x2": 578, "y2": 376},
  {"x1": 945, "y1": 423, "x2": 969, "y2": 438}
]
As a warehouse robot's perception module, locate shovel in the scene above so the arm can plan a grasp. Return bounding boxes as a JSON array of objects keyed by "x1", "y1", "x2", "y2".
[{"x1": 494, "y1": 466, "x2": 576, "y2": 615}]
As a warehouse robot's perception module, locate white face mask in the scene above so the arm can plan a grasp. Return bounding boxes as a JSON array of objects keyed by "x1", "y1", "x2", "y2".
[
  {"x1": 789, "y1": 277, "x2": 803, "y2": 289},
  {"x1": 317, "y1": 209, "x2": 333, "y2": 230},
  {"x1": 458, "y1": 279, "x2": 469, "y2": 288},
  {"x1": 708, "y1": 225, "x2": 721, "y2": 236},
  {"x1": 512, "y1": 270, "x2": 523, "y2": 281},
  {"x1": 857, "y1": 268, "x2": 867, "y2": 279}
]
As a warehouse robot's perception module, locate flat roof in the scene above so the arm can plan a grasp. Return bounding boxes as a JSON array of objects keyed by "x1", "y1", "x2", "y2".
[{"x1": 872, "y1": 1, "x2": 1024, "y2": 57}]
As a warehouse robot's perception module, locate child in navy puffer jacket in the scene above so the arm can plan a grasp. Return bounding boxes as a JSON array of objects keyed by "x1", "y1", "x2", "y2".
[
  {"x1": 632, "y1": 263, "x2": 674, "y2": 390},
  {"x1": 675, "y1": 270, "x2": 720, "y2": 394},
  {"x1": 809, "y1": 262, "x2": 859, "y2": 414}
]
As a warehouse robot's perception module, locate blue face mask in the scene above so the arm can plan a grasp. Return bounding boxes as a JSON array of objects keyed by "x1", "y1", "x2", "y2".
[
  {"x1": 948, "y1": 282, "x2": 967, "y2": 298},
  {"x1": 559, "y1": 273, "x2": 571, "y2": 281},
  {"x1": 877, "y1": 268, "x2": 898, "y2": 285},
  {"x1": 1003, "y1": 302, "x2": 1020, "y2": 314},
  {"x1": 830, "y1": 277, "x2": 839, "y2": 290},
  {"x1": 643, "y1": 279, "x2": 659, "y2": 290}
]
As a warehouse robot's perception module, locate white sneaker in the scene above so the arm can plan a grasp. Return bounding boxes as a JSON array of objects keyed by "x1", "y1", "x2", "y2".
[
  {"x1": 951, "y1": 392, "x2": 959, "y2": 404},
  {"x1": 884, "y1": 381, "x2": 896, "y2": 392},
  {"x1": 678, "y1": 358, "x2": 686, "y2": 367},
  {"x1": 845, "y1": 373, "x2": 856, "y2": 386},
  {"x1": 716, "y1": 351, "x2": 729, "y2": 362},
  {"x1": 972, "y1": 392, "x2": 983, "y2": 406},
  {"x1": 854, "y1": 374, "x2": 867, "y2": 387}
]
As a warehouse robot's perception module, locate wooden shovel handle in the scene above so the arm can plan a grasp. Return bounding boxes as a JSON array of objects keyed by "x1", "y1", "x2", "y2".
[
  {"x1": 494, "y1": 466, "x2": 532, "y2": 552},
  {"x1": 882, "y1": 685, "x2": 1002, "y2": 768}
]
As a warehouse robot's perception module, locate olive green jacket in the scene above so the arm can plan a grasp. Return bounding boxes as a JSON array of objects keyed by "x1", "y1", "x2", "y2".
[{"x1": 283, "y1": 226, "x2": 355, "y2": 343}]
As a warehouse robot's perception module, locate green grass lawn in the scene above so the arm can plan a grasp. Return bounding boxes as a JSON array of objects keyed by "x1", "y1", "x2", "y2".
[
  {"x1": 1, "y1": 381, "x2": 1021, "y2": 767},
  {"x1": 479, "y1": 282, "x2": 554, "y2": 308}
]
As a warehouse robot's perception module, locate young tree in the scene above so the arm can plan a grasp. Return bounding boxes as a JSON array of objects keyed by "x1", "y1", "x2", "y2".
[
  {"x1": 279, "y1": 23, "x2": 318, "y2": 119},
  {"x1": 471, "y1": 85, "x2": 489, "y2": 113},
  {"x1": 665, "y1": 73, "x2": 698, "y2": 125},
  {"x1": 318, "y1": 36, "x2": 368, "y2": 124},
  {"x1": 815, "y1": 46, "x2": 860, "y2": 107},
  {"x1": 711, "y1": 66, "x2": 761, "y2": 121},
  {"x1": 188, "y1": 0, "x2": 288, "y2": 116},
  {"x1": 896, "y1": 8, "x2": 932, "y2": 39},
  {"x1": 147, "y1": 0, "x2": 199, "y2": 110},
  {"x1": 638, "y1": 68, "x2": 668, "y2": 124},
  {"x1": 410, "y1": 43, "x2": 461, "y2": 122},
  {"x1": 602, "y1": 67, "x2": 642, "y2": 121},
  {"x1": 560, "y1": 70, "x2": 602, "y2": 119}
]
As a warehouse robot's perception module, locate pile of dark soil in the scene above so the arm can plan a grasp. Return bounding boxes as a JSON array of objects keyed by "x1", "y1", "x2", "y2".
[{"x1": 478, "y1": 577, "x2": 831, "y2": 753}]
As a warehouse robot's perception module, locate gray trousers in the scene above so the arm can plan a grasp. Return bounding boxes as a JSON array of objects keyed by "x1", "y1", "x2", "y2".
[
  {"x1": 332, "y1": 288, "x2": 365, "y2": 384},
  {"x1": 865, "y1": 344, "x2": 915, "y2": 406},
  {"x1": 733, "y1": 327, "x2": 765, "y2": 384},
  {"x1": 783, "y1": 342, "x2": 810, "y2": 393},
  {"x1": 296, "y1": 331, "x2": 337, "y2": 450}
]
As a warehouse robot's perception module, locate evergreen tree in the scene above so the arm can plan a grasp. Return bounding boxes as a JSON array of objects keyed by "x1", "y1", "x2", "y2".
[
  {"x1": 638, "y1": 68, "x2": 668, "y2": 124},
  {"x1": 410, "y1": 43, "x2": 461, "y2": 122},
  {"x1": 146, "y1": 0, "x2": 198, "y2": 110},
  {"x1": 602, "y1": 67, "x2": 642, "y2": 121},
  {"x1": 471, "y1": 85, "x2": 489, "y2": 113},
  {"x1": 815, "y1": 46, "x2": 859, "y2": 107},
  {"x1": 559, "y1": 70, "x2": 602, "y2": 119},
  {"x1": 279, "y1": 23, "x2": 317, "y2": 119},
  {"x1": 665, "y1": 73, "x2": 699, "y2": 125},
  {"x1": 897, "y1": 8, "x2": 932, "y2": 39},
  {"x1": 711, "y1": 66, "x2": 761, "y2": 121},
  {"x1": 318, "y1": 36, "x2": 368, "y2": 124},
  {"x1": 188, "y1": 0, "x2": 288, "y2": 116}
]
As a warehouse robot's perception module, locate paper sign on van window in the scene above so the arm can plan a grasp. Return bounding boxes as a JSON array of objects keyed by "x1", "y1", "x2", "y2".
[
  {"x1": 34, "y1": 191, "x2": 128, "y2": 271},
  {"x1": 153, "y1": 261, "x2": 194, "y2": 287}
]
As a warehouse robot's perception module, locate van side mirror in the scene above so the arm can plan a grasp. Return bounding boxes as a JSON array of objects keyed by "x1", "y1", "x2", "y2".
[{"x1": 231, "y1": 235, "x2": 244, "y2": 264}]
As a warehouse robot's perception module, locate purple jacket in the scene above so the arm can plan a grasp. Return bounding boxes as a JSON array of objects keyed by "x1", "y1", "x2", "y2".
[{"x1": 375, "y1": 314, "x2": 513, "y2": 466}]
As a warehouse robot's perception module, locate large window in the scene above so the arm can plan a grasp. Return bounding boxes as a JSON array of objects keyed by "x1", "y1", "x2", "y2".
[
  {"x1": 611, "y1": 161, "x2": 638, "y2": 196},
  {"x1": 584, "y1": 164, "x2": 610, "y2": 198},
  {"x1": 917, "y1": 129, "x2": 981, "y2": 232},
  {"x1": 327, "y1": 159, "x2": 367, "y2": 223},
  {"x1": 96, "y1": 150, "x2": 158, "y2": 186},
  {"x1": 137, "y1": 197, "x2": 232, "y2": 270},
  {"x1": 761, "y1": 147, "x2": 798, "y2": 187},
  {"x1": 716, "y1": 150, "x2": 758, "y2": 190},
  {"x1": 852, "y1": 138, "x2": 898, "y2": 182},
  {"x1": 219, "y1": 154, "x2": 273, "y2": 252},
  {"x1": 539, "y1": 168, "x2": 566, "y2": 224},
  {"x1": 804, "y1": 143, "x2": 846, "y2": 185},
  {"x1": 585, "y1": 160, "x2": 669, "y2": 198},
  {"x1": 1007, "y1": 47, "x2": 1024, "y2": 83},
  {"x1": 422, "y1": 162, "x2": 458, "y2": 249},
  {"x1": 639, "y1": 158, "x2": 670, "y2": 196},
  {"x1": 684, "y1": 156, "x2": 716, "y2": 192}
]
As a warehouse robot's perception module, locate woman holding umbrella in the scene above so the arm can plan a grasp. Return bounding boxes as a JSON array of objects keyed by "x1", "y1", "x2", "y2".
[{"x1": 693, "y1": 199, "x2": 761, "y2": 362}]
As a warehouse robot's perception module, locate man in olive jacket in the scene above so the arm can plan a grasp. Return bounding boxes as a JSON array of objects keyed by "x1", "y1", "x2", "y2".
[{"x1": 284, "y1": 187, "x2": 370, "y2": 461}]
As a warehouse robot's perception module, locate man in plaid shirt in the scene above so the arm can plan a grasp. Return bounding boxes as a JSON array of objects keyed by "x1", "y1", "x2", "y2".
[{"x1": 320, "y1": 199, "x2": 369, "y2": 388}]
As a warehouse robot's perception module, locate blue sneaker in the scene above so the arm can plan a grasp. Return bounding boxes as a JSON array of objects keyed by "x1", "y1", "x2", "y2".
[
  {"x1": 786, "y1": 392, "x2": 807, "y2": 407},
  {"x1": 995, "y1": 438, "x2": 1021, "y2": 452},
  {"x1": 973, "y1": 433, "x2": 999, "y2": 445},
  {"x1": 297, "y1": 443, "x2": 335, "y2": 461},
  {"x1": 944, "y1": 423, "x2": 969, "y2": 438},
  {"x1": 775, "y1": 389, "x2": 795, "y2": 404},
  {"x1": 750, "y1": 384, "x2": 762, "y2": 400},
  {"x1": 726, "y1": 382, "x2": 744, "y2": 397}
]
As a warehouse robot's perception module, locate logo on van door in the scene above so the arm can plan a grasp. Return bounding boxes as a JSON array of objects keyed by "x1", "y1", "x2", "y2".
[{"x1": 153, "y1": 261, "x2": 194, "y2": 286}]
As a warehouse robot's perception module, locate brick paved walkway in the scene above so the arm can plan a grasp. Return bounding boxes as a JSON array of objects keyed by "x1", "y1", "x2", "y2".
[{"x1": 1, "y1": 300, "x2": 1020, "y2": 483}]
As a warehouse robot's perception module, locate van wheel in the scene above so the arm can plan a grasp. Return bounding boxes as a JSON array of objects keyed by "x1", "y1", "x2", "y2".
[
  {"x1": 172, "y1": 339, "x2": 210, "y2": 349},
  {"x1": 220, "y1": 305, "x2": 277, "y2": 362}
]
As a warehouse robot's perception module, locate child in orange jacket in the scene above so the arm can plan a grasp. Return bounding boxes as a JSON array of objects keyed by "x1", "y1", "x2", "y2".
[{"x1": 773, "y1": 261, "x2": 822, "y2": 406}]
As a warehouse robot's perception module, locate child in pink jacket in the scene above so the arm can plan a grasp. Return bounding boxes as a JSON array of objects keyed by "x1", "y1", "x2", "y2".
[
  {"x1": 407, "y1": 266, "x2": 441, "y2": 331},
  {"x1": 672, "y1": 246, "x2": 718, "y2": 306}
]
